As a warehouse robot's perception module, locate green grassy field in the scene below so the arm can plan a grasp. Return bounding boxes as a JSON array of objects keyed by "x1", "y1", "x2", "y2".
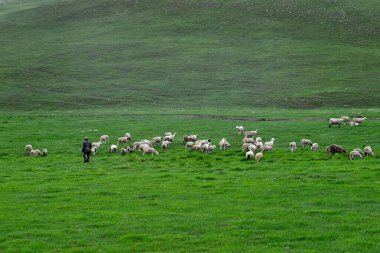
[{"x1": 1, "y1": 0, "x2": 380, "y2": 252}]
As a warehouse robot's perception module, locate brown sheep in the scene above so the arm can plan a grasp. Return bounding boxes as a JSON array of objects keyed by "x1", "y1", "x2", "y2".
[{"x1": 325, "y1": 144, "x2": 347, "y2": 156}]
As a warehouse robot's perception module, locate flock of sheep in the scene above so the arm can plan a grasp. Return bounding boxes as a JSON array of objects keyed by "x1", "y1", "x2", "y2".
[
  {"x1": 24, "y1": 144, "x2": 48, "y2": 157},
  {"x1": 328, "y1": 115, "x2": 367, "y2": 128},
  {"x1": 24, "y1": 115, "x2": 374, "y2": 162}
]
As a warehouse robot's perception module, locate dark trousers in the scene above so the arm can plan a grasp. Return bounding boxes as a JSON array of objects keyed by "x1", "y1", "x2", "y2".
[{"x1": 83, "y1": 152, "x2": 91, "y2": 162}]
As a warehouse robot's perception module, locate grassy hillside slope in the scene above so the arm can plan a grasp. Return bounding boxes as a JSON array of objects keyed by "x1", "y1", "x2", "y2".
[{"x1": 1, "y1": 0, "x2": 379, "y2": 110}]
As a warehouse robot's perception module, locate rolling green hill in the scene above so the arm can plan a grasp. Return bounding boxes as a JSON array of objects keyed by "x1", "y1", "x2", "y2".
[{"x1": 1, "y1": 0, "x2": 379, "y2": 111}]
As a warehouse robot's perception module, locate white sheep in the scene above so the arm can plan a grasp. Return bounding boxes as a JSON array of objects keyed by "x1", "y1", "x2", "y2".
[
  {"x1": 125, "y1": 133, "x2": 132, "y2": 140},
  {"x1": 350, "y1": 121, "x2": 360, "y2": 126},
  {"x1": 353, "y1": 148, "x2": 364, "y2": 156},
  {"x1": 152, "y1": 136, "x2": 162, "y2": 144},
  {"x1": 92, "y1": 142, "x2": 102, "y2": 149},
  {"x1": 311, "y1": 143, "x2": 319, "y2": 152},
  {"x1": 99, "y1": 135, "x2": 109, "y2": 144},
  {"x1": 349, "y1": 150, "x2": 363, "y2": 160},
  {"x1": 245, "y1": 129, "x2": 258, "y2": 138},
  {"x1": 192, "y1": 143, "x2": 203, "y2": 151},
  {"x1": 34, "y1": 149, "x2": 41, "y2": 156},
  {"x1": 41, "y1": 149, "x2": 48, "y2": 157},
  {"x1": 255, "y1": 137, "x2": 262, "y2": 143},
  {"x1": 352, "y1": 117, "x2": 367, "y2": 124},
  {"x1": 246, "y1": 150, "x2": 254, "y2": 160},
  {"x1": 24, "y1": 144, "x2": 33, "y2": 156},
  {"x1": 139, "y1": 143, "x2": 152, "y2": 152},
  {"x1": 118, "y1": 136, "x2": 130, "y2": 146},
  {"x1": 301, "y1": 139, "x2": 313, "y2": 148},
  {"x1": 339, "y1": 116, "x2": 350, "y2": 124},
  {"x1": 143, "y1": 147, "x2": 159, "y2": 156},
  {"x1": 255, "y1": 152, "x2": 263, "y2": 162},
  {"x1": 328, "y1": 118, "x2": 344, "y2": 128},
  {"x1": 161, "y1": 140, "x2": 172, "y2": 149},
  {"x1": 219, "y1": 138, "x2": 231, "y2": 150},
  {"x1": 163, "y1": 133, "x2": 176, "y2": 142},
  {"x1": 255, "y1": 142, "x2": 263, "y2": 150},
  {"x1": 242, "y1": 137, "x2": 255, "y2": 144},
  {"x1": 185, "y1": 141, "x2": 195, "y2": 150},
  {"x1": 109, "y1": 144, "x2": 118, "y2": 153},
  {"x1": 236, "y1": 126, "x2": 244, "y2": 135},
  {"x1": 289, "y1": 142, "x2": 297, "y2": 152},
  {"x1": 242, "y1": 143, "x2": 256, "y2": 152},
  {"x1": 261, "y1": 145, "x2": 272, "y2": 152},
  {"x1": 91, "y1": 147, "x2": 98, "y2": 155},
  {"x1": 363, "y1": 146, "x2": 374, "y2": 156},
  {"x1": 183, "y1": 135, "x2": 198, "y2": 144},
  {"x1": 264, "y1": 138, "x2": 275, "y2": 147}
]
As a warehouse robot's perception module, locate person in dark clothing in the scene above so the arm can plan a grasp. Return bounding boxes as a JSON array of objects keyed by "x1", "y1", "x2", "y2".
[{"x1": 82, "y1": 137, "x2": 92, "y2": 162}]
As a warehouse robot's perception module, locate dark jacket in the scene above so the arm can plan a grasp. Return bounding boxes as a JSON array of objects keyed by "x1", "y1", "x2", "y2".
[{"x1": 82, "y1": 141, "x2": 92, "y2": 154}]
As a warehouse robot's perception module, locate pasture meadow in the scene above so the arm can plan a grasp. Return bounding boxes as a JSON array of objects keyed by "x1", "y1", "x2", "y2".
[{"x1": 1, "y1": 108, "x2": 379, "y2": 252}]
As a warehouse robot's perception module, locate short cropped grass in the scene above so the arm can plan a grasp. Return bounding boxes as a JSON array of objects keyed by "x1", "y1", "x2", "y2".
[{"x1": 0, "y1": 109, "x2": 379, "y2": 252}]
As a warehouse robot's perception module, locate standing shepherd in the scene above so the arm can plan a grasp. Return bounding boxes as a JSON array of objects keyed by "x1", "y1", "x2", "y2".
[{"x1": 82, "y1": 137, "x2": 92, "y2": 162}]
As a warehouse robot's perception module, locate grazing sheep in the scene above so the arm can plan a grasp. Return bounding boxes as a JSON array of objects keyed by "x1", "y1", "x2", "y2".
[
  {"x1": 34, "y1": 149, "x2": 41, "y2": 156},
  {"x1": 261, "y1": 145, "x2": 272, "y2": 152},
  {"x1": 219, "y1": 138, "x2": 231, "y2": 150},
  {"x1": 353, "y1": 148, "x2": 364, "y2": 156},
  {"x1": 24, "y1": 144, "x2": 33, "y2": 156},
  {"x1": 183, "y1": 135, "x2": 198, "y2": 144},
  {"x1": 363, "y1": 146, "x2": 374, "y2": 156},
  {"x1": 143, "y1": 147, "x2": 159, "y2": 156},
  {"x1": 242, "y1": 138, "x2": 255, "y2": 144},
  {"x1": 352, "y1": 117, "x2": 367, "y2": 124},
  {"x1": 350, "y1": 121, "x2": 360, "y2": 126},
  {"x1": 109, "y1": 144, "x2": 118, "y2": 153},
  {"x1": 325, "y1": 144, "x2": 346, "y2": 155},
  {"x1": 255, "y1": 152, "x2": 263, "y2": 162},
  {"x1": 121, "y1": 146, "x2": 135, "y2": 155},
  {"x1": 117, "y1": 136, "x2": 130, "y2": 146},
  {"x1": 328, "y1": 118, "x2": 344, "y2": 128},
  {"x1": 161, "y1": 140, "x2": 172, "y2": 149},
  {"x1": 185, "y1": 141, "x2": 195, "y2": 150},
  {"x1": 301, "y1": 139, "x2": 313, "y2": 148},
  {"x1": 311, "y1": 143, "x2": 319, "y2": 152},
  {"x1": 236, "y1": 126, "x2": 244, "y2": 135},
  {"x1": 133, "y1": 141, "x2": 152, "y2": 150},
  {"x1": 192, "y1": 143, "x2": 203, "y2": 151},
  {"x1": 163, "y1": 133, "x2": 176, "y2": 142},
  {"x1": 164, "y1": 132, "x2": 173, "y2": 136},
  {"x1": 245, "y1": 129, "x2": 258, "y2": 138},
  {"x1": 246, "y1": 150, "x2": 254, "y2": 160},
  {"x1": 30, "y1": 150, "x2": 36, "y2": 156},
  {"x1": 339, "y1": 116, "x2": 350, "y2": 125},
  {"x1": 255, "y1": 137, "x2": 262, "y2": 143},
  {"x1": 125, "y1": 133, "x2": 132, "y2": 140},
  {"x1": 195, "y1": 139, "x2": 211, "y2": 145},
  {"x1": 201, "y1": 143, "x2": 214, "y2": 153},
  {"x1": 91, "y1": 147, "x2": 98, "y2": 155},
  {"x1": 152, "y1": 136, "x2": 162, "y2": 144},
  {"x1": 41, "y1": 149, "x2": 48, "y2": 157},
  {"x1": 349, "y1": 150, "x2": 363, "y2": 160},
  {"x1": 242, "y1": 143, "x2": 256, "y2": 152},
  {"x1": 264, "y1": 138, "x2": 275, "y2": 147},
  {"x1": 99, "y1": 135, "x2": 109, "y2": 144},
  {"x1": 92, "y1": 142, "x2": 102, "y2": 149},
  {"x1": 255, "y1": 142, "x2": 263, "y2": 150},
  {"x1": 139, "y1": 143, "x2": 152, "y2": 152},
  {"x1": 289, "y1": 142, "x2": 297, "y2": 152}
]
